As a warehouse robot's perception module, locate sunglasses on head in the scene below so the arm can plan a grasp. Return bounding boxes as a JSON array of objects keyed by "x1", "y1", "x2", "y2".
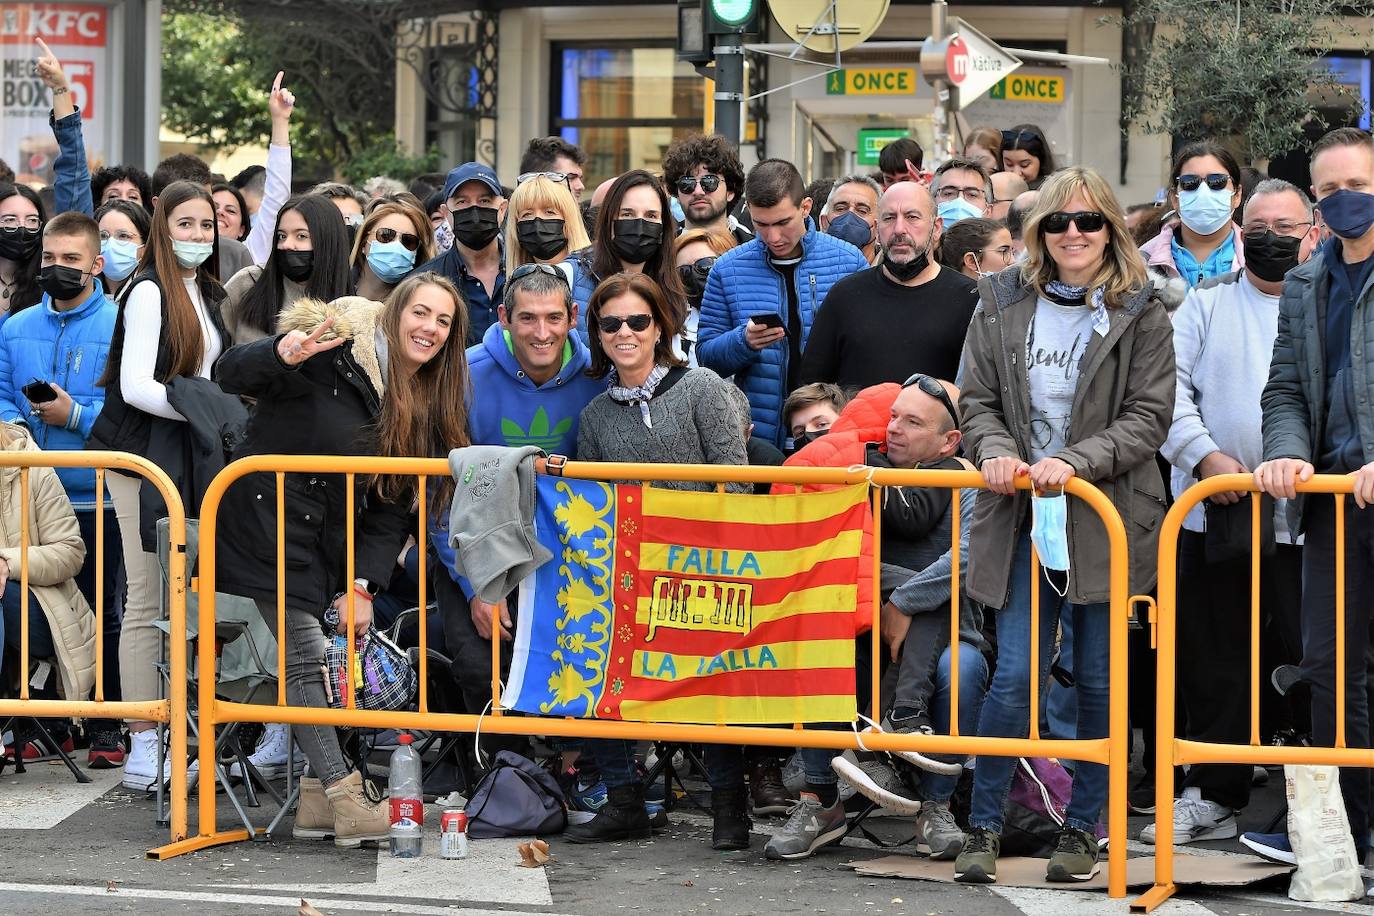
[
  {"x1": 374, "y1": 227, "x2": 420, "y2": 250},
  {"x1": 1176, "y1": 173, "x2": 1232, "y2": 193},
  {"x1": 902, "y1": 372, "x2": 960, "y2": 429},
  {"x1": 517, "y1": 171, "x2": 570, "y2": 189},
  {"x1": 1001, "y1": 129, "x2": 1040, "y2": 147},
  {"x1": 677, "y1": 174, "x2": 722, "y2": 195},
  {"x1": 597, "y1": 314, "x2": 653, "y2": 334},
  {"x1": 677, "y1": 256, "x2": 716, "y2": 279},
  {"x1": 509, "y1": 262, "x2": 571, "y2": 286},
  {"x1": 1041, "y1": 210, "x2": 1106, "y2": 234}
]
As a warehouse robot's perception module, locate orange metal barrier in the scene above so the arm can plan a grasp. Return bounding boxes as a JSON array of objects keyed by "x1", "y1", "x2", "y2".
[
  {"x1": 0, "y1": 449, "x2": 190, "y2": 844},
  {"x1": 158, "y1": 454, "x2": 1132, "y2": 898},
  {"x1": 1135, "y1": 473, "x2": 1361, "y2": 912}
]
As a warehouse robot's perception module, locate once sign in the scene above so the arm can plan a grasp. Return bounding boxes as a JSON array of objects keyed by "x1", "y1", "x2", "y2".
[
  {"x1": 988, "y1": 73, "x2": 1066, "y2": 104},
  {"x1": 826, "y1": 67, "x2": 917, "y2": 96}
]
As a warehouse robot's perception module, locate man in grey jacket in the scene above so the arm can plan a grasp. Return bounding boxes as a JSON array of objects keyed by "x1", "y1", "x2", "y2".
[
  {"x1": 1255, "y1": 127, "x2": 1374, "y2": 865},
  {"x1": 1153, "y1": 180, "x2": 1319, "y2": 848}
]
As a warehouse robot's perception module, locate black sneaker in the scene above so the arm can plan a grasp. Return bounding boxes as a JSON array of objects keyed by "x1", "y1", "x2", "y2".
[
  {"x1": 1046, "y1": 826, "x2": 1100, "y2": 882},
  {"x1": 954, "y1": 826, "x2": 1000, "y2": 883},
  {"x1": 1128, "y1": 774, "x2": 1156, "y2": 815}
]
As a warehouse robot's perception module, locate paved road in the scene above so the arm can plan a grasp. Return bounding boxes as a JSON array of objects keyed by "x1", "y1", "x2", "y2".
[{"x1": 0, "y1": 753, "x2": 1364, "y2": 915}]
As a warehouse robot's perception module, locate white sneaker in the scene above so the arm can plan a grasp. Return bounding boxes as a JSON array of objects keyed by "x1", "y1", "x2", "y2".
[
  {"x1": 228, "y1": 724, "x2": 305, "y2": 780},
  {"x1": 122, "y1": 730, "x2": 200, "y2": 792},
  {"x1": 1139, "y1": 788, "x2": 1237, "y2": 845}
]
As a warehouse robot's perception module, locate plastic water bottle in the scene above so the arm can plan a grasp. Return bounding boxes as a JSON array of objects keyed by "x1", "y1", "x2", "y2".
[{"x1": 388, "y1": 733, "x2": 424, "y2": 858}]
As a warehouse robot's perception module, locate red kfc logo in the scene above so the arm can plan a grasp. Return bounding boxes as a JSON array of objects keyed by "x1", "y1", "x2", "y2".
[{"x1": 0, "y1": 5, "x2": 107, "y2": 46}]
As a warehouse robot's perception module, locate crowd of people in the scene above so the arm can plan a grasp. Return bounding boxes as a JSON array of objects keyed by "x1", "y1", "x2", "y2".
[{"x1": 1, "y1": 45, "x2": 1371, "y2": 887}]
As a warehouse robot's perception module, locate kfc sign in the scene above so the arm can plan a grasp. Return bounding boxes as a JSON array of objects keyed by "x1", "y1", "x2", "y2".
[{"x1": 0, "y1": 4, "x2": 107, "y2": 46}]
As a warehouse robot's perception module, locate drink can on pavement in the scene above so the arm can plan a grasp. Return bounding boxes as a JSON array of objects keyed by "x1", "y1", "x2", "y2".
[{"x1": 440, "y1": 808, "x2": 469, "y2": 859}]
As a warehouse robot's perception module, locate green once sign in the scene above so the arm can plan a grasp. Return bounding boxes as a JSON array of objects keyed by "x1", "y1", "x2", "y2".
[{"x1": 856, "y1": 128, "x2": 909, "y2": 166}]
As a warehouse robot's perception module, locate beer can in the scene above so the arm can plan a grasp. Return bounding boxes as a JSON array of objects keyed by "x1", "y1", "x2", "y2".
[{"x1": 440, "y1": 808, "x2": 469, "y2": 859}]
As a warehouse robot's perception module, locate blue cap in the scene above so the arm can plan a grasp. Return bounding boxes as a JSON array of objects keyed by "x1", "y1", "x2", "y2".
[{"x1": 443, "y1": 162, "x2": 502, "y2": 200}]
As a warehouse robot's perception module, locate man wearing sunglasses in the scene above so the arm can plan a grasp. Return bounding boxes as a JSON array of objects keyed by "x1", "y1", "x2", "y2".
[
  {"x1": 662, "y1": 133, "x2": 751, "y2": 245},
  {"x1": 1155, "y1": 179, "x2": 1319, "y2": 850},
  {"x1": 801, "y1": 181, "x2": 978, "y2": 391},
  {"x1": 430, "y1": 263, "x2": 603, "y2": 733},
  {"x1": 1255, "y1": 127, "x2": 1374, "y2": 867},
  {"x1": 697, "y1": 159, "x2": 869, "y2": 450},
  {"x1": 412, "y1": 162, "x2": 507, "y2": 347}
]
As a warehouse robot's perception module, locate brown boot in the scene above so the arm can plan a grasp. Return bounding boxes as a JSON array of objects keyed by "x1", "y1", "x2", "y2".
[
  {"x1": 749, "y1": 758, "x2": 794, "y2": 815},
  {"x1": 292, "y1": 777, "x2": 334, "y2": 839},
  {"x1": 324, "y1": 770, "x2": 389, "y2": 848}
]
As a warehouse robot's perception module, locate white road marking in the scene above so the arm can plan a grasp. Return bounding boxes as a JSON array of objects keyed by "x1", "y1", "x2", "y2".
[
  {"x1": 0, "y1": 881, "x2": 568, "y2": 915},
  {"x1": 225, "y1": 835, "x2": 553, "y2": 906},
  {"x1": 1226, "y1": 891, "x2": 1374, "y2": 914},
  {"x1": 992, "y1": 885, "x2": 1216, "y2": 914},
  {"x1": 0, "y1": 766, "x2": 122, "y2": 829}
]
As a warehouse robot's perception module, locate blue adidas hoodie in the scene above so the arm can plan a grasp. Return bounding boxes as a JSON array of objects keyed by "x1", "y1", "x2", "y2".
[
  {"x1": 0, "y1": 285, "x2": 116, "y2": 510},
  {"x1": 432, "y1": 320, "x2": 606, "y2": 595}
]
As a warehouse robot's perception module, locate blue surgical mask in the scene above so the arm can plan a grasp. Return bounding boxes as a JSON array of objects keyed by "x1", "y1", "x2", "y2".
[
  {"x1": 1318, "y1": 188, "x2": 1374, "y2": 240},
  {"x1": 101, "y1": 238, "x2": 140, "y2": 281},
  {"x1": 1177, "y1": 185, "x2": 1234, "y2": 235},
  {"x1": 171, "y1": 239, "x2": 213, "y2": 269},
  {"x1": 669, "y1": 196, "x2": 686, "y2": 225},
  {"x1": 1030, "y1": 490, "x2": 1071, "y2": 593},
  {"x1": 826, "y1": 211, "x2": 872, "y2": 249},
  {"x1": 366, "y1": 240, "x2": 416, "y2": 283},
  {"x1": 937, "y1": 197, "x2": 985, "y2": 227}
]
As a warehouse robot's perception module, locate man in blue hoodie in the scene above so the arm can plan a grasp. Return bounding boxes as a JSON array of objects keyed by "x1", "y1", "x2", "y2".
[
  {"x1": 697, "y1": 159, "x2": 867, "y2": 450},
  {"x1": 431, "y1": 263, "x2": 603, "y2": 717},
  {"x1": 0, "y1": 211, "x2": 123, "y2": 767}
]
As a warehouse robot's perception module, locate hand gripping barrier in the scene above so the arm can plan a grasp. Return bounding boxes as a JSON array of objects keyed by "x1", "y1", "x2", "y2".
[
  {"x1": 1134, "y1": 473, "x2": 1360, "y2": 912},
  {"x1": 0, "y1": 450, "x2": 190, "y2": 847},
  {"x1": 155, "y1": 454, "x2": 1132, "y2": 899}
]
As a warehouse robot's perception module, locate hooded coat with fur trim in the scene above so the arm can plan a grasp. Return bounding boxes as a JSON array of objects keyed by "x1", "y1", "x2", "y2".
[
  {"x1": 213, "y1": 296, "x2": 411, "y2": 615},
  {"x1": 0, "y1": 423, "x2": 95, "y2": 701}
]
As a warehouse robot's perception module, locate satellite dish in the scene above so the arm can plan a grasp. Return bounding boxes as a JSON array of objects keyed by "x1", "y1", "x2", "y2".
[{"x1": 766, "y1": 0, "x2": 890, "y2": 54}]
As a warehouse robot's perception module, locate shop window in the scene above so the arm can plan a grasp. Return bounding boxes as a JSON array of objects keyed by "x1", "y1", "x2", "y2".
[{"x1": 552, "y1": 42, "x2": 706, "y2": 187}]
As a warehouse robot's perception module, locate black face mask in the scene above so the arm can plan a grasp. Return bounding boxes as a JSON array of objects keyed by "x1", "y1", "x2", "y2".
[
  {"x1": 452, "y1": 205, "x2": 502, "y2": 250},
  {"x1": 680, "y1": 270, "x2": 708, "y2": 309},
  {"x1": 37, "y1": 263, "x2": 91, "y2": 302},
  {"x1": 610, "y1": 218, "x2": 664, "y2": 265},
  {"x1": 790, "y1": 428, "x2": 829, "y2": 453},
  {"x1": 517, "y1": 218, "x2": 567, "y2": 261},
  {"x1": 883, "y1": 226, "x2": 936, "y2": 282},
  {"x1": 1245, "y1": 230, "x2": 1302, "y2": 283},
  {"x1": 0, "y1": 226, "x2": 41, "y2": 262},
  {"x1": 278, "y1": 249, "x2": 314, "y2": 283}
]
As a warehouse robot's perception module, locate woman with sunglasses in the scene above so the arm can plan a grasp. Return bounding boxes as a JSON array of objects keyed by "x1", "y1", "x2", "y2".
[
  {"x1": 350, "y1": 199, "x2": 434, "y2": 302},
  {"x1": 87, "y1": 180, "x2": 229, "y2": 790},
  {"x1": 673, "y1": 227, "x2": 737, "y2": 366},
  {"x1": 0, "y1": 183, "x2": 47, "y2": 329},
  {"x1": 96, "y1": 200, "x2": 151, "y2": 297},
  {"x1": 939, "y1": 217, "x2": 1016, "y2": 281},
  {"x1": 566, "y1": 271, "x2": 750, "y2": 847},
  {"x1": 953, "y1": 167, "x2": 1174, "y2": 885},
  {"x1": 1000, "y1": 124, "x2": 1056, "y2": 191},
  {"x1": 221, "y1": 195, "x2": 353, "y2": 346},
  {"x1": 1140, "y1": 140, "x2": 1246, "y2": 295}
]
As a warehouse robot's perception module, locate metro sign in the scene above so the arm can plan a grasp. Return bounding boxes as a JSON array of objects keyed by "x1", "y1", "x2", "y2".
[{"x1": 943, "y1": 21, "x2": 1020, "y2": 108}]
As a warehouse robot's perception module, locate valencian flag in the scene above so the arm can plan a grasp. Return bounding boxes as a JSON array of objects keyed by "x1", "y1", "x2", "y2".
[{"x1": 504, "y1": 475, "x2": 869, "y2": 725}]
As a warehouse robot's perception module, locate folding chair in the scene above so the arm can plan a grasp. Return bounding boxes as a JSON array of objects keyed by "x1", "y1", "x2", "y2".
[{"x1": 152, "y1": 518, "x2": 298, "y2": 836}]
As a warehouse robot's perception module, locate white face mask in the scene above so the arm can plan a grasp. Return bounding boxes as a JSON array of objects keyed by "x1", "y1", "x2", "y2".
[{"x1": 171, "y1": 239, "x2": 213, "y2": 269}]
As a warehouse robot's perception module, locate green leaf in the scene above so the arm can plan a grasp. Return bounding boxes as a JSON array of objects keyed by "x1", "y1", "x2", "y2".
[
  {"x1": 529, "y1": 407, "x2": 551, "y2": 438},
  {"x1": 501, "y1": 417, "x2": 526, "y2": 440},
  {"x1": 553, "y1": 416, "x2": 574, "y2": 437}
]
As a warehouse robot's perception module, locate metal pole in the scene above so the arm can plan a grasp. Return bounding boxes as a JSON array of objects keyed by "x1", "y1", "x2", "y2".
[
  {"x1": 930, "y1": 0, "x2": 952, "y2": 164},
  {"x1": 714, "y1": 32, "x2": 745, "y2": 146}
]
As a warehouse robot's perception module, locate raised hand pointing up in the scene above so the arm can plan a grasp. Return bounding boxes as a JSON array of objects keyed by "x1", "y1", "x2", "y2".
[{"x1": 277, "y1": 315, "x2": 345, "y2": 366}]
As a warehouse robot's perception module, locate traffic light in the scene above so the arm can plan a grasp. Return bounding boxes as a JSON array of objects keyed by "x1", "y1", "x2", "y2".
[{"x1": 705, "y1": 0, "x2": 763, "y2": 34}]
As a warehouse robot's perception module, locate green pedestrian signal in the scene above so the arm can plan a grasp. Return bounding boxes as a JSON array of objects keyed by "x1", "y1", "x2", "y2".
[{"x1": 710, "y1": 0, "x2": 757, "y2": 26}]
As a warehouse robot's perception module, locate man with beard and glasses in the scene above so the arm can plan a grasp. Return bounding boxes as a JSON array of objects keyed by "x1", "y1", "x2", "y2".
[
  {"x1": 662, "y1": 133, "x2": 753, "y2": 245},
  {"x1": 1152, "y1": 178, "x2": 1319, "y2": 849},
  {"x1": 411, "y1": 163, "x2": 506, "y2": 344},
  {"x1": 800, "y1": 181, "x2": 978, "y2": 389}
]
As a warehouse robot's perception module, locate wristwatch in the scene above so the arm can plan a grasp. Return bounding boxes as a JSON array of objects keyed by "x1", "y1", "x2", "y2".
[{"x1": 354, "y1": 577, "x2": 380, "y2": 597}]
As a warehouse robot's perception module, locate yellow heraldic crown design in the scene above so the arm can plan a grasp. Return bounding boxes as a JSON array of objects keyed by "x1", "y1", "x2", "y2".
[{"x1": 540, "y1": 481, "x2": 616, "y2": 715}]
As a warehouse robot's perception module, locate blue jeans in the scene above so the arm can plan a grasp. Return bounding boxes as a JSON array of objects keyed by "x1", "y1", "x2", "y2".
[
  {"x1": 969, "y1": 534, "x2": 1110, "y2": 834},
  {"x1": 1045, "y1": 613, "x2": 1077, "y2": 741},
  {"x1": 922, "y1": 641, "x2": 988, "y2": 802},
  {"x1": 1, "y1": 580, "x2": 57, "y2": 687},
  {"x1": 584, "y1": 739, "x2": 638, "y2": 790}
]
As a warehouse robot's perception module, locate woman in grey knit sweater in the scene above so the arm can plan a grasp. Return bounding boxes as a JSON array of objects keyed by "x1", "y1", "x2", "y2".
[{"x1": 565, "y1": 271, "x2": 752, "y2": 848}]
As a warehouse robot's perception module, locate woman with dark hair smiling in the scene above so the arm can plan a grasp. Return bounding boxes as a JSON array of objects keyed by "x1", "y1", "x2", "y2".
[
  {"x1": 566, "y1": 270, "x2": 749, "y2": 847},
  {"x1": 0, "y1": 183, "x2": 48, "y2": 326},
  {"x1": 1000, "y1": 124, "x2": 1056, "y2": 190},
  {"x1": 213, "y1": 182, "x2": 251, "y2": 242},
  {"x1": 221, "y1": 195, "x2": 353, "y2": 346}
]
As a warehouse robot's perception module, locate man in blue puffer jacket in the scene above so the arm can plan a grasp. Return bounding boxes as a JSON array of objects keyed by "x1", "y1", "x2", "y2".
[
  {"x1": 0, "y1": 212, "x2": 125, "y2": 766},
  {"x1": 697, "y1": 159, "x2": 868, "y2": 450},
  {"x1": 430, "y1": 264, "x2": 603, "y2": 718}
]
